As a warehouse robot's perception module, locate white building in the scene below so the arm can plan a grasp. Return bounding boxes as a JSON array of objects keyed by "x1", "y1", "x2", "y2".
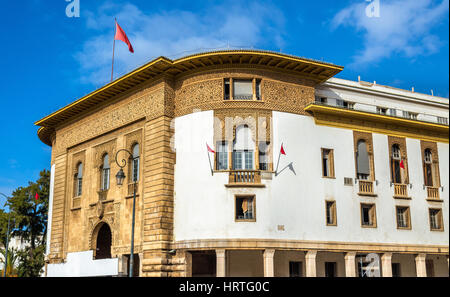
[{"x1": 37, "y1": 50, "x2": 448, "y2": 277}]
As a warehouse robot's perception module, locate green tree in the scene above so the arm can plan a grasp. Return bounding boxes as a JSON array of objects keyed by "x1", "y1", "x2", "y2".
[
  {"x1": 17, "y1": 245, "x2": 45, "y2": 277},
  {"x1": 6, "y1": 169, "x2": 50, "y2": 277},
  {"x1": 8, "y1": 170, "x2": 49, "y2": 250}
]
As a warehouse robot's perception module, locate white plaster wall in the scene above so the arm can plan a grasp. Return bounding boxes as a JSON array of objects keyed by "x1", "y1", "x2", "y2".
[
  {"x1": 46, "y1": 250, "x2": 118, "y2": 277},
  {"x1": 173, "y1": 110, "x2": 449, "y2": 246}
]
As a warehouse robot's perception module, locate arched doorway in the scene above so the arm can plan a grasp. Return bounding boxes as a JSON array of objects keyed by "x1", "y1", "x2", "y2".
[{"x1": 95, "y1": 223, "x2": 112, "y2": 259}]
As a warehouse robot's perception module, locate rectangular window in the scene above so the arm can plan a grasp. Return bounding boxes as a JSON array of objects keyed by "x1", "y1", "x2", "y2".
[
  {"x1": 316, "y1": 97, "x2": 327, "y2": 104},
  {"x1": 429, "y1": 208, "x2": 443, "y2": 231},
  {"x1": 224, "y1": 79, "x2": 230, "y2": 100},
  {"x1": 377, "y1": 107, "x2": 388, "y2": 115},
  {"x1": 233, "y1": 79, "x2": 253, "y2": 100},
  {"x1": 325, "y1": 201, "x2": 337, "y2": 226},
  {"x1": 336, "y1": 99, "x2": 353, "y2": 109},
  {"x1": 132, "y1": 157, "x2": 139, "y2": 182},
  {"x1": 325, "y1": 262, "x2": 337, "y2": 277},
  {"x1": 396, "y1": 206, "x2": 411, "y2": 229},
  {"x1": 402, "y1": 111, "x2": 418, "y2": 120},
  {"x1": 216, "y1": 141, "x2": 228, "y2": 170},
  {"x1": 321, "y1": 148, "x2": 334, "y2": 178},
  {"x1": 289, "y1": 261, "x2": 302, "y2": 277},
  {"x1": 361, "y1": 203, "x2": 376, "y2": 227},
  {"x1": 258, "y1": 142, "x2": 269, "y2": 171},
  {"x1": 235, "y1": 196, "x2": 255, "y2": 221},
  {"x1": 392, "y1": 263, "x2": 401, "y2": 277},
  {"x1": 255, "y1": 79, "x2": 261, "y2": 100},
  {"x1": 437, "y1": 117, "x2": 448, "y2": 125},
  {"x1": 77, "y1": 178, "x2": 82, "y2": 196},
  {"x1": 244, "y1": 151, "x2": 253, "y2": 169},
  {"x1": 389, "y1": 109, "x2": 397, "y2": 116},
  {"x1": 102, "y1": 168, "x2": 110, "y2": 190}
]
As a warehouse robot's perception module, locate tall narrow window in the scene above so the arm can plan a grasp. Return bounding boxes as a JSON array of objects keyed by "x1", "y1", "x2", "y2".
[
  {"x1": 391, "y1": 145, "x2": 402, "y2": 184},
  {"x1": 233, "y1": 79, "x2": 253, "y2": 100},
  {"x1": 361, "y1": 203, "x2": 376, "y2": 227},
  {"x1": 75, "y1": 162, "x2": 83, "y2": 197},
  {"x1": 396, "y1": 206, "x2": 411, "y2": 229},
  {"x1": 216, "y1": 141, "x2": 228, "y2": 170},
  {"x1": 258, "y1": 141, "x2": 269, "y2": 171},
  {"x1": 325, "y1": 201, "x2": 337, "y2": 226},
  {"x1": 429, "y1": 208, "x2": 443, "y2": 231},
  {"x1": 322, "y1": 148, "x2": 334, "y2": 178},
  {"x1": 131, "y1": 144, "x2": 140, "y2": 182},
  {"x1": 356, "y1": 140, "x2": 370, "y2": 180},
  {"x1": 233, "y1": 125, "x2": 254, "y2": 170},
  {"x1": 255, "y1": 79, "x2": 261, "y2": 100},
  {"x1": 224, "y1": 79, "x2": 230, "y2": 100},
  {"x1": 101, "y1": 154, "x2": 110, "y2": 190},
  {"x1": 424, "y1": 149, "x2": 433, "y2": 186}
]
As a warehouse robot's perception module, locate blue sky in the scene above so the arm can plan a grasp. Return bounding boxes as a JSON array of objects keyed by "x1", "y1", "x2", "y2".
[{"x1": 0, "y1": 0, "x2": 448, "y2": 206}]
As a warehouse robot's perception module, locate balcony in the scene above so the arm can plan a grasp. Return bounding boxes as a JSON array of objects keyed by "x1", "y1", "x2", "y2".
[
  {"x1": 426, "y1": 186, "x2": 441, "y2": 201},
  {"x1": 393, "y1": 183, "x2": 410, "y2": 199},
  {"x1": 226, "y1": 170, "x2": 265, "y2": 188},
  {"x1": 357, "y1": 180, "x2": 376, "y2": 196},
  {"x1": 127, "y1": 182, "x2": 139, "y2": 197}
]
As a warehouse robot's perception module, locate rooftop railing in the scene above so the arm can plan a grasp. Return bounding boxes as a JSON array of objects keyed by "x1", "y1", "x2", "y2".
[{"x1": 314, "y1": 98, "x2": 449, "y2": 126}]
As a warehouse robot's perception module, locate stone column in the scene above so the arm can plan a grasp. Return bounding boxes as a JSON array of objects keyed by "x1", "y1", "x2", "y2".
[
  {"x1": 381, "y1": 253, "x2": 393, "y2": 277},
  {"x1": 415, "y1": 253, "x2": 427, "y2": 277},
  {"x1": 216, "y1": 249, "x2": 226, "y2": 277},
  {"x1": 263, "y1": 249, "x2": 276, "y2": 277},
  {"x1": 305, "y1": 250, "x2": 317, "y2": 277},
  {"x1": 345, "y1": 252, "x2": 357, "y2": 277}
]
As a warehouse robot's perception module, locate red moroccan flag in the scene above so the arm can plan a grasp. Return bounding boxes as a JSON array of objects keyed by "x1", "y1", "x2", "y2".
[
  {"x1": 115, "y1": 21, "x2": 134, "y2": 53},
  {"x1": 35, "y1": 193, "x2": 39, "y2": 201},
  {"x1": 206, "y1": 143, "x2": 215, "y2": 153},
  {"x1": 400, "y1": 159, "x2": 405, "y2": 169},
  {"x1": 280, "y1": 144, "x2": 286, "y2": 155}
]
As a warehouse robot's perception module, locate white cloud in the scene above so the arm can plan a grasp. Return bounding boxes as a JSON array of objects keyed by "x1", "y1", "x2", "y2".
[
  {"x1": 330, "y1": 0, "x2": 449, "y2": 67},
  {"x1": 76, "y1": 2, "x2": 286, "y2": 86}
]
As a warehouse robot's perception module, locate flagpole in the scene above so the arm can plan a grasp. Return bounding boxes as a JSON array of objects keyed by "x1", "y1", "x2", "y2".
[
  {"x1": 275, "y1": 142, "x2": 283, "y2": 176},
  {"x1": 206, "y1": 143, "x2": 214, "y2": 176},
  {"x1": 111, "y1": 18, "x2": 117, "y2": 82}
]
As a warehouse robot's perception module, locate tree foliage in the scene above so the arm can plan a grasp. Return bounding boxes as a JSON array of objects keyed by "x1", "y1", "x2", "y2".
[{"x1": 1, "y1": 169, "x2": 49, "y2": 277}]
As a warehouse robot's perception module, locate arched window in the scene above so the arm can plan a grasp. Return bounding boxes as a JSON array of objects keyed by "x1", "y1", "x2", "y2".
[
  {"x1": 101, "y1": 154, "x2": 110, "y2": 190},
  {"x1": 424, "y1": 149, "x2": 433, "y2": 186},
  {"x1": 391, "y1": 145, "x2": 402, "y2": 184},
  {"x1": 75, "y1": 162, "x2": 83, "y2": 196},
  {"x1": 131, "y1": 143, "x2": 140, "y2": 182},
  {"x1": 356, "y1": 140, "x2": 370, "y2": 180},
  {"x1": 233, "y1": 125, "x2": 255, "y2": 170}
]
